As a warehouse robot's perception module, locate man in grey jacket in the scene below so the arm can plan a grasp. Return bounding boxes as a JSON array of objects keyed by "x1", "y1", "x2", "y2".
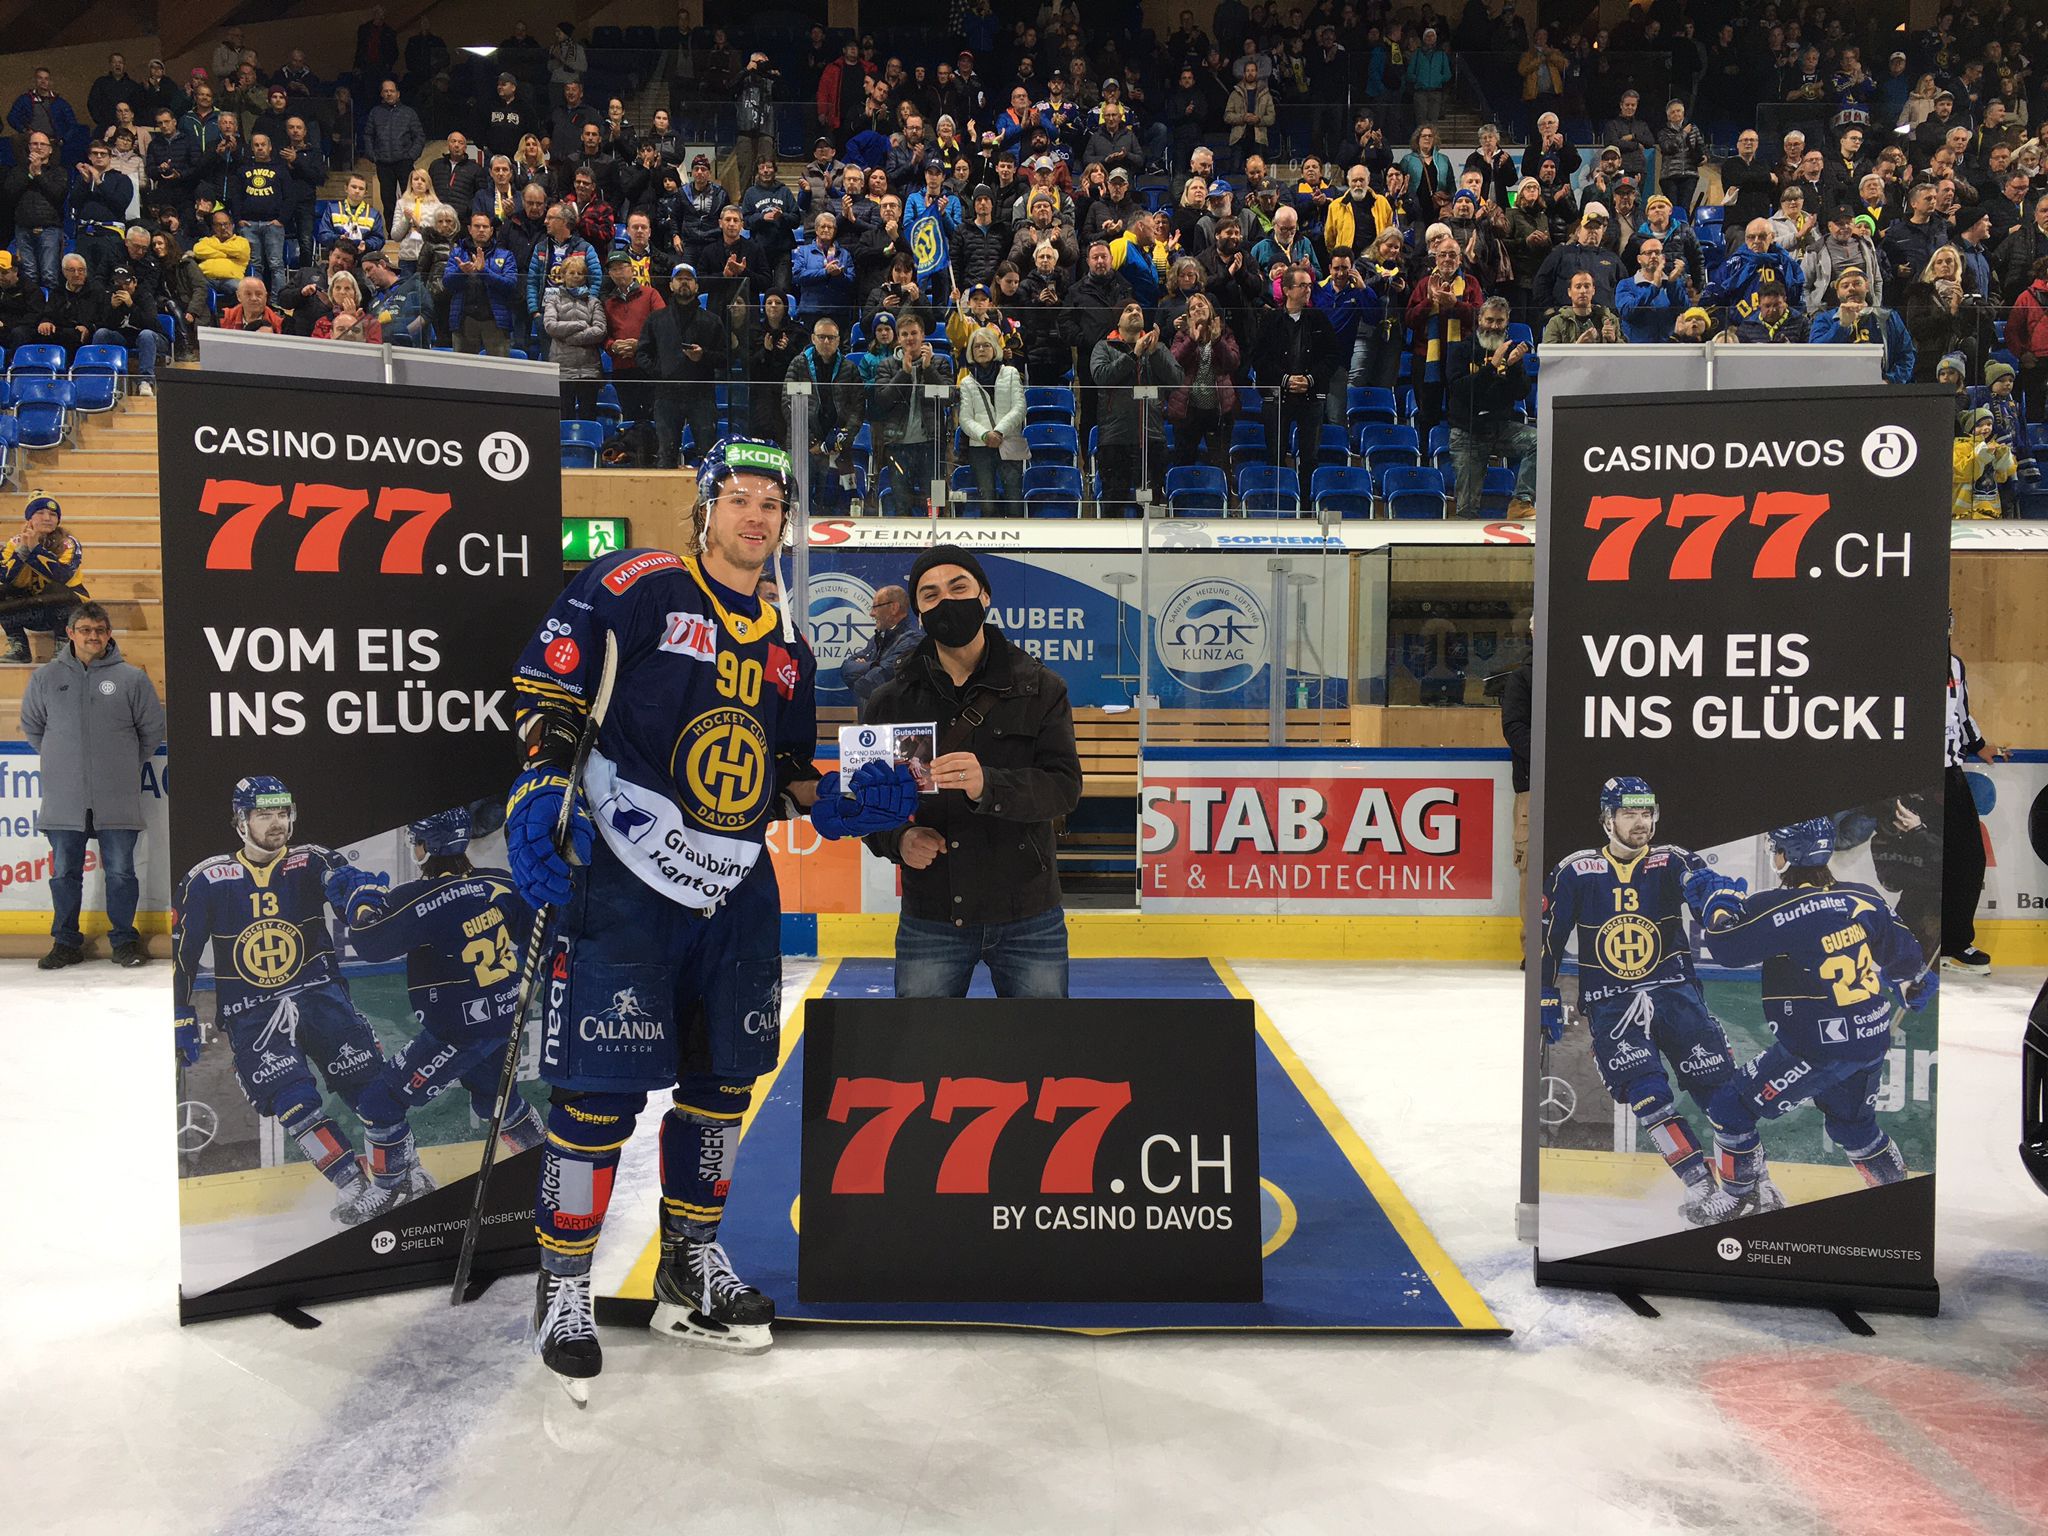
[
  {"x1": 363, "y1": 77, "x2": 425, "y2": 224},
  {"x1": 18, "y1": 602, "x2": 165, "y2": 968},
  {"x1": 839, "y1": 585, "x2": 922, "y2": 704}
]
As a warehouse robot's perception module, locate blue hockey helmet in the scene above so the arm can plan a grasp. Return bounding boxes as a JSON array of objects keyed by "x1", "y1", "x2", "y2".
[
  {"x1": 231, "y1": 775, "x2": 296, "y2": 837},
  {"x1": 1598, "y1": 775, "x2": 1658, "y2": 833},
  {"x1": 408, "y1": 806, "x2": 472, "y2": 858},
  {"x1": 23, "y1": 492, "x2": 61, "y2": 523},
  {"x1": 694, "y1": 436, "x2": 795, "y2": 546},
  {"x1": 1768, "y1": 818, "x2": 1837, "y2": 868}
]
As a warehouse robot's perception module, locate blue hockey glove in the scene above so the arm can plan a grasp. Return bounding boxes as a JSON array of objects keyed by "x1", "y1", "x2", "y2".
[
  {"x1": 1683, "y1": 867, "x2": 1746, "y2": 928},
  {"x1": 1539, "y1": 987, "x2": 1566, "y2": 1044},
  {"x1": 323, "y1": 863, "x2": 388, "y2": 923},
  {"x1": 175, "y1": 1009, "x2": 201, "y2": 1067},
  {"x1": 507, "y1": 765, "x2": 595, "y2": 909},
  {"x1": 809, "y1": 761, "x2": 921, "y2": 840},
  {"x1": 1901, "y1": 969, "x2": 1938, "y2": 1013}
]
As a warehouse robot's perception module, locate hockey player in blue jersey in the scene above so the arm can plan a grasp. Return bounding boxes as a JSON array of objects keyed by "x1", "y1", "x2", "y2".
[
  {"x1": 1542, "y1": 777, "x2": 1744, "y2": 1226},
  {"x1": 172, "y1": 776, "x2": 423, "y2": 1226},
  {"x1": 506, "y1": 436, "x2": 918, "y2": 1401},
  {"x1": 1687, "y1": 818, "x2": 1934, "y2": 1214},
  {"x1": 335, "y1": 807, "x2": 547, "y2": 1166}
]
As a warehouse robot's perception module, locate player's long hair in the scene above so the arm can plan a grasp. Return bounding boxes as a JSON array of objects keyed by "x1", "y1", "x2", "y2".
[{"x1": 1781, "y1": 862, "x2": 1835, "y2": 889}]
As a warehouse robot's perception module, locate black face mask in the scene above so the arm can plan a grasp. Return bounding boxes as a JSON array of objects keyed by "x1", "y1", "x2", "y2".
[{"x1": 921, "y1": 595, "x2": 986, "y2": 647}]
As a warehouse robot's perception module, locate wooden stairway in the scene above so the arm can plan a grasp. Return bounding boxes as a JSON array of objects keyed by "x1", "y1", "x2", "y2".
[{"x1": 2, "y1": 397, "x2": 163, "y2": 727}]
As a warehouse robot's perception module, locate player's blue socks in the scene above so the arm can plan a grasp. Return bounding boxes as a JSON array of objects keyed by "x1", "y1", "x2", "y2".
[
  {"x1": 276, "y1": 1093, "x2": 359, "y2": 1188},
  {"x1": 536, "y1": 1092, "x2": 638, "y2": 1275},
  {"x1": 1640, "y1": 1103, "x2": 1715, "y2": 1193},
  {"x1": 1713, "y1": 1130, "x2": 1764, "y2": 1199},
  {"x1": 659, "y1": 1081, "x2": 754, "y2": 1240},
  {"x1": 362, "y1": 1120, "x2": 421, "y2": 1191},
  {"x1": 496, "y1": 1093, "x2": 545, "y2": 1153}
]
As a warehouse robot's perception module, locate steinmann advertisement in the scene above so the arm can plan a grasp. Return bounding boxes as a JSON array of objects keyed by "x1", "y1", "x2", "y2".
[
  {"x1": 157, "y1": 373, "x2": 560, "y2": 1321},
  {"x1": 1532, "y1": 386, "x2": 1953, "y2": 1314}
]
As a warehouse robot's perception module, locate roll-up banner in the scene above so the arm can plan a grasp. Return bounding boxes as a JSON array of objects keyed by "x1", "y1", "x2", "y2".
[
  {"x1": 158, "y1": 372, "x2": 560, "y2": 1321},
  {"x1": 1531, "y1": 386, "x2": 1953, "y2": 1314}
]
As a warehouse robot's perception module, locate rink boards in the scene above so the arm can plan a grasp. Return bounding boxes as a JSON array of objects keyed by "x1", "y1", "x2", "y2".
[{"x1": 597, "y1": 958, "x2": 1505, "y2": 1335}]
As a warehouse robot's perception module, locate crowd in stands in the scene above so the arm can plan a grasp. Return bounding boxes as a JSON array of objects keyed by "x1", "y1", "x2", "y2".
[{"x1": 3, "y1": 4, "x2": 2047, "y2": 515}]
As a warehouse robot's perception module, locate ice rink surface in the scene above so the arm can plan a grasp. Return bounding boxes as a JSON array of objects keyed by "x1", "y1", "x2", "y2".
[{"x1": 8, "y1": 957, "x2": 2045, "y2": 1536}]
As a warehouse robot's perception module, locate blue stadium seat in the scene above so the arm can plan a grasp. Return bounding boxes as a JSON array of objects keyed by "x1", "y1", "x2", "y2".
[
  {"x1": 561, "y1": 420, "x2": 605, "y2": 449},
  {"x1": 9, "y1": 344, "x2": 67, "y2": 381},
  {"x1": 1024, "y1": 422, "x2": 1078, "y2": 466},
  {"x1": 559, "y1": 441, "x2": 599, "y2": 469},
  {"x1": 1383, "y1": 465, "x2": 1448, "y2": 519},
  {"x1": 1356, "y1": 422, "x2": 1421, "y2": 478},
  {"x1": 14, "y1": 379, "x2": 72, "y2": 448},
  {"x1": 1227, "y1": 418, "x2": 1270, "y2": 473},
  {"x1": 1164, "y1": 463, "x2": 1228, "y2": 515},
  {"x1": 1024, "y1": 386, "x2": 1074, "y2": 425},
  {"x1": 0, "y1": 414, "x2": 16, "y2": 488},
  {"x1": 1302, "y1": 422, "x2": 1350, "y2": 467},
  {"x1": 1237, "y1": 463, "x2": 1300, "y2": 516},
  {"x1": 1346, "y1": 386, "x2": 1398, "y2": 427},
  {"x1": 1480, "y1": 465, "x2": 1517, "y2": 515},
  {"x1": 1022, "y1": 463, "x2": 1082, "y2": 516},
  {"x1": 1426, "y1": 424, "x2": 1452, "y2": 462},
  {"x1": 1310, "y1": 465, "x2": 1376, "y2": 518},
  {"x1": 947, "y1": 462, "x2": 984, "y2": 516},
  {"x1": 70, "y1": 344, "x2": 126, "y2": 412}
]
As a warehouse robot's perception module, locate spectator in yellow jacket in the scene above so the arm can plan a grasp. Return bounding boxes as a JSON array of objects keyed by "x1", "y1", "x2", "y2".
[
  {"x1": 1324, "y1": 163, "x2": 1394, "y2": 254},
  {"x1": 1952, "y1": 407, "x2": 2016, "y2": 517}
]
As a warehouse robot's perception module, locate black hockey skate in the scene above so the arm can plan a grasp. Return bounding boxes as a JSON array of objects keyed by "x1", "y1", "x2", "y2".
[
  {"x1": 651, "y1": 1224, "x2": 775, "y2": 1354},
  {"x1": 533, "y1": 1269, "x2": 600, "y2": 1406}
]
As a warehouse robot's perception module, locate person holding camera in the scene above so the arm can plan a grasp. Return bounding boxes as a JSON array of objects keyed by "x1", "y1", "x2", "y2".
[
  {"x1": 1091, "y1": 301, "x2": 1183, "y2": 513},
  {"x1": 861, "y1": 547, "x2": 1081, "y2": 1000}
]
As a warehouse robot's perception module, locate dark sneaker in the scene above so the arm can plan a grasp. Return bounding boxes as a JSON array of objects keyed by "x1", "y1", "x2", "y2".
[
  {"x1": 112, "y1": 942, "x2": 149, "y2": 968},
  {"x1": 38, "y1": 943, "x2": 85, "y2": 970}
]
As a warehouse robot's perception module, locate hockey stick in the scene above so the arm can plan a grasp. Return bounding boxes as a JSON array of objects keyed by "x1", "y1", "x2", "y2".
[{"x1": 451, "y1": 629, "x2": 619, "y2": 1306}]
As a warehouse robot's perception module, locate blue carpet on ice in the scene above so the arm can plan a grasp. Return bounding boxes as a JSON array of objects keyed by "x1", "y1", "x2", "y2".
[{"x1": 698, "y1": 958, "x2": 1491, "y2": 1331}]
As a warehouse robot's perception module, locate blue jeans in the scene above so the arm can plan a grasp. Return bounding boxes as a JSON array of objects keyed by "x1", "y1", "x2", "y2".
[
  {"x1": 93, "y1": 326, "x2": 158, "y2": 379},
  {"x1": 48, "y1": 815, "x2": 141, "y2": 949},
  {"x1": 965, "y1": 445, "x2": 1023, "y2": 514},
  {"x1": 9, "y1": 227, "x2": 63, "y2": 289},
  {"x1": 894, "y1": 907, "x2": 1071, "y2": 999},
  {"x1": 1449, "y1": 421, "x2": 1537, "y2": 518},
  {"x1": 240, "y1": 220, "x2": 287, "y2": 295}
]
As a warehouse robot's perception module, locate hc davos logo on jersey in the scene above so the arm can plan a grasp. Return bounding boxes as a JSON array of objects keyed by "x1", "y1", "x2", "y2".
[
  {"x1": 478, "y1": 431, "x2": 531, "y2": 482},
  {"x1": 1861, "y1": 426, "x2": 1916, "y2": 478},
  {"x1": 1156, "y1": 578, "x2": 1268, "y2": 695},
  {"x1": 805, "y1": 573, "x2": 877, "y2": 692}
]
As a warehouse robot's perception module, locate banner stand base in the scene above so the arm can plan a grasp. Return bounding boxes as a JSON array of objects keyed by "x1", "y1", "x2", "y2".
[
  {"x1": 270, "y1": 1304, "x2": 322, "y2": 1330},
  {"x1": 1534, "y1": 1257, "x2": 1940, "y2": 1318},
  {"x1": 180, "y1": 1251, "x2": 540, "y2": 1325}
]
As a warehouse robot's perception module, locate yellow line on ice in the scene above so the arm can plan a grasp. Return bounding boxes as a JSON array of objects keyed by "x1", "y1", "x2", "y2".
[
  {"x1": 613, "y1": 958, "x2": 840, "y2": 1302},
  {"x1": 1539, "y1": 1146, "x2": 1898, "y2": 1204},
  {"x1": 1212, "y1": 958, "x2": 1501, "y2": 1332}
]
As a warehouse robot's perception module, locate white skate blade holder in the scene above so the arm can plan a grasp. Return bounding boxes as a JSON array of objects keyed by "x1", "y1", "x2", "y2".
[
  {"x1": 650, "y1": 1300, "x2": 773, "y2": 1354},
  {"x1": 548, "y1": 1368, "x2": 591, "y2": 1407}
]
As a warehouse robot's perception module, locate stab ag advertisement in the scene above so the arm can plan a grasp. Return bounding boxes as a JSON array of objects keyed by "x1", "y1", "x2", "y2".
[
  {"x1": 1532, "y1": 386, "x2": 1952, "y2": 1314},
  {"x1": 800, "y1": 999, "x2": 1261, "y2": 1303},
  {"x1": 158, "y1": 374, "x2": 561, "y2": 1321}
]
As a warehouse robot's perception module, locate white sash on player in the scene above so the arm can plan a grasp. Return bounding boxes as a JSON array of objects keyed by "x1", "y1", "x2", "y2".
[{"x1": 583, "y1": 751, "x2": 762, "y2": 912}]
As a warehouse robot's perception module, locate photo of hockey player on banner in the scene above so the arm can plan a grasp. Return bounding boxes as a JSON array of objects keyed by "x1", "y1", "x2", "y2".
[
  {"x1": 1539, "y1": 780, "x2": 1938, "y2": 1261},
  {"x1": 173, "y1": 781, "x2": 548, "y2": 1299}
]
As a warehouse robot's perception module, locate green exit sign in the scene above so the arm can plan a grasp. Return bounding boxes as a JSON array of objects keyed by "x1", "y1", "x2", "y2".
[{"x1": 562, "y1": 517, "x2": 628, "y2": 562}]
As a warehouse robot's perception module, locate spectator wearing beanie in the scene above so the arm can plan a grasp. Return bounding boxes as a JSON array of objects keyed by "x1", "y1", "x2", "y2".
[
  {"x1": 1951, "y1": 406, "x2": 2015, "y2": 518},
  {"x1": 1809, "y1": 264, "x2": 1916, "y2": 384},
  {"x1": 1965, "y1": 361, "x2": 2037, "y2": 512}
]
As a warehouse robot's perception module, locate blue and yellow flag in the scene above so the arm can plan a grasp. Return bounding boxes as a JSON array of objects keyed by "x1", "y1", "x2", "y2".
[{"x1": 909, "y1": 212, "x2": 949, "y2": 280}]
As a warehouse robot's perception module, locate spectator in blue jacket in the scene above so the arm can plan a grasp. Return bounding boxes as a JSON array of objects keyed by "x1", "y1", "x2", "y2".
[
  {"x1": 9, "y1": 66, "x2": 80, "y2": 153},
  {"x1": 319, "y1": 171, "x2": 386, "y2": 252},
  {"x1": 1808, "y1": 265, "x2": 1916, "y2": 384},
  {"x1": 1314, "y1": 247, "x2": 1381, "y2": 418},
  {"x1": 362, "y1": 77, "x2": 425, "y2": 224},
  {"x1": 1614, "y1": 235, "x2": 1691, "y2": 342},
  {"x1": 839, "y1": 585, "x2": 923, "y2": 704},
  {"x1": 791, "y1": 211, "x2": 859, "y2": 328},
  {"x1": 523, "y1": 202, "x2": 599, "y2": 344},
  {"x1": 68, "y1": 142, "x2": 134, "y2": 285},
  {"x1": 445, "y1": 210, "x2": 521, "y2": 354},
  {"x1": 277, "y1": 117, "x2": 327, "y2": 265},
  {"x1": 1699, "y1": 219, "x2": 1805, "y2": 321}
]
